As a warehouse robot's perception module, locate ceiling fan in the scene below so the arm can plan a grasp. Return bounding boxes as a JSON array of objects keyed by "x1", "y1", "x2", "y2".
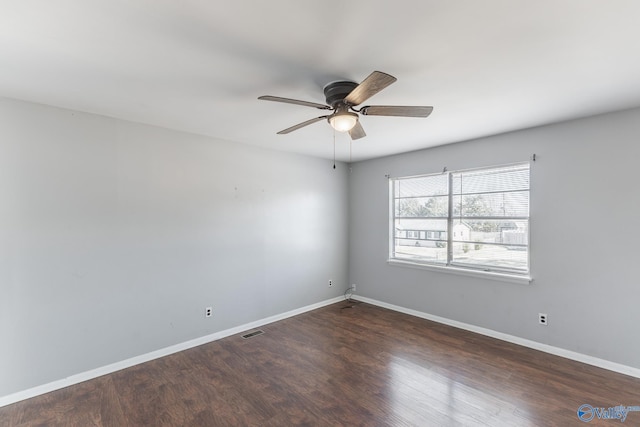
[{"x1": 258, "y1": 71, "x2": 433, "y2": 140}]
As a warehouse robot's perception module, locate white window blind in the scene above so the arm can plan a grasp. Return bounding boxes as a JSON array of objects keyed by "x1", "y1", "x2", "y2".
[{"x1": 391, "y1": 163, "x2": 530, "y2": 276}]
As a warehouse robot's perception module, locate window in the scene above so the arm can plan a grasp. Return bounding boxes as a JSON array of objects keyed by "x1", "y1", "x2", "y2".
[{"x1": 390, "y1": 163, "x2": 530, "y2": 277}]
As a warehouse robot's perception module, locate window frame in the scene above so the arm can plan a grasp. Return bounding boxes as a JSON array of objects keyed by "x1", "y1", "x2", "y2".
[{"x1": 388, "y1": 162, "x2": 532, "y2": 284}]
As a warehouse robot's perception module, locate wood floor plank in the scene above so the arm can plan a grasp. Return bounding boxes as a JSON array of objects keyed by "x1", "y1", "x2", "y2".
[
  {"x1": 2, "y1": 301, "x2": 640, "y2": 426},
  {"x1": 0, "y1": 376, "x2": 126, "y2": 427}
]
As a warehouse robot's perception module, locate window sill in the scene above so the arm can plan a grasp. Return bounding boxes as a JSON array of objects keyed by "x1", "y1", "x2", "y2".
[{"x1": 387, "y1": 259, "x2": 533, "y2": 285}]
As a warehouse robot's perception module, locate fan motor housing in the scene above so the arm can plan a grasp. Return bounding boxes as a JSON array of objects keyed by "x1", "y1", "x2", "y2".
[{"x1": 324, "y1": 81, "x2": 358, "y2": 108}]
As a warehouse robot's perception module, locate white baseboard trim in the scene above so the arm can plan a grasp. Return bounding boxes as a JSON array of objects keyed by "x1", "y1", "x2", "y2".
[
  {"x1": 0, "y1": 296, "x2": 344, "y2": 408},
  {"x1": 353, "y1": 295, "x2": 640, "y2": 380}
]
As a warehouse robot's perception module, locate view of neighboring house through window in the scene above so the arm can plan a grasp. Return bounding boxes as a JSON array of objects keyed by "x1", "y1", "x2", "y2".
[{"x1": 390, "y1": 162, "x2": 530, "y2": 275}]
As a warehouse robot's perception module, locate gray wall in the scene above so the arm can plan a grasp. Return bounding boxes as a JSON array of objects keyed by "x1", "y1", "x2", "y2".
[
  {"x1": 0, "y1": 98, "x2": 349, "y2": 397},
  {"x1": 349, "y1": 107, "x2": 640, "y2": 370}
]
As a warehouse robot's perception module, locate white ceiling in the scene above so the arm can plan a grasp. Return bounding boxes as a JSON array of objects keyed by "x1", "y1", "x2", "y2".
[{"x1": 2, "y1": 1, "x2": 640, "y2": 162}]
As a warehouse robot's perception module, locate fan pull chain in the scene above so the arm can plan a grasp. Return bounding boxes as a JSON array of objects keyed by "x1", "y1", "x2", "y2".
[
  {"x1": 350, "y1": 138, "x2": 352, "y2": 164},
  {"x1": 333, "y1": 128, "x2": 336, "y2": 169}
]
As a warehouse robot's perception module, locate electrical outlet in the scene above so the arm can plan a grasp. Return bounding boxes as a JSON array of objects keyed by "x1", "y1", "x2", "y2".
[
  {"x1": 352, "y1": 284, "x2": 357, "y2": 292},
  {"x1": 539, "y1": 313, "x2": 548, "y2": 325},
  {"x1": 329, "y1": 280, "x2": 333, "y2": 287},
  {"x1": 205, "y1": 307, "x2": 213, "y2": 318}
]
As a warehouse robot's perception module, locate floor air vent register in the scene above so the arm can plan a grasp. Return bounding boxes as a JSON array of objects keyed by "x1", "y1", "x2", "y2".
[{"x1": 241, "y1": 330, "x2": 264, "y2": 339}]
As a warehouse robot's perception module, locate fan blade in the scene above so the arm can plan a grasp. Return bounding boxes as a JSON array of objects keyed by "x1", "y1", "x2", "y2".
[
  {"x1": 277, "y1": 116, "x2": 329, "y2": 134},
  {"x1": 344, "y1": 71, "x2": 397, "y2": 106},
  {"x1": 360, "y1": 105, "x2": 433, "y2": 118},
  {"x1": 258, "y1": 95, "x2": 330, "y2": 110},
  {"x1": 348, "y1": 121, "x2": 366, "y2": 140}
]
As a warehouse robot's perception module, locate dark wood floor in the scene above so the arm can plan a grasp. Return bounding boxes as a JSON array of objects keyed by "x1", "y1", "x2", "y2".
[{"x1": 2, "y1": 301, "x2": 640, "y2": 426}]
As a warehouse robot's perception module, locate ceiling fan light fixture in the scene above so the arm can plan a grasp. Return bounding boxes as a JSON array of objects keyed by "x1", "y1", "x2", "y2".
[
  {"x1": 259, "y1": 71, "x2": 432, "y2": 139},
  {"x1": 329, "y1": 111, "x2": 358, "y2": 132}
]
